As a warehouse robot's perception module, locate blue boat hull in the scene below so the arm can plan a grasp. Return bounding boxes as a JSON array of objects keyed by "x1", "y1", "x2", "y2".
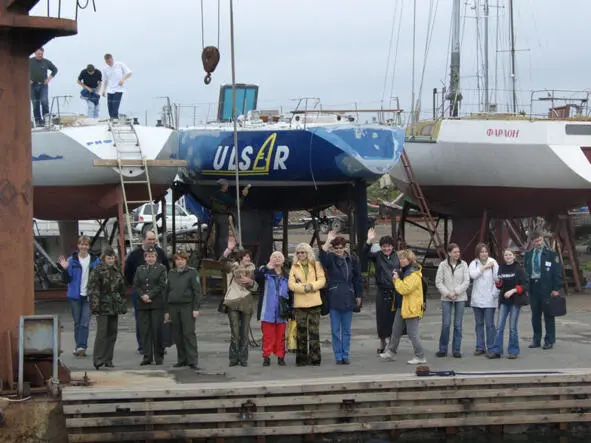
[{"x1": 177, "y1": 125, "x2": 404, "y2": 210}]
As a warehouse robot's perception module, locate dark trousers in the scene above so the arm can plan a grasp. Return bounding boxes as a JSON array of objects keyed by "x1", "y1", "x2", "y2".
[
  {"x1": 530, "y1": 280, "x2": 555, "y2": 346},
  {"x1": 93, "y1": 315, "x2": 118, "y2": 366},
  {"x1": 169, "y1": 304, "x2": 198, "y2": 365},
  {"x1": 294, "y1": 306, "x2": 321, "y2": 365},
  {"x1": 131, "y1": 291, "x2": 142, "y2": 351},
  {"x1": 228, "y1": 310, "x2": 251, "y2": 364},
  {"x1": 107, "y1": 92, "x2": 123, "y2": 118},
  {"x1": 31, "y1": 83, "x2": 49, "y2": 125},
  {"x1": 138, "y1": 309, "x2": 165, "y2": 363}
]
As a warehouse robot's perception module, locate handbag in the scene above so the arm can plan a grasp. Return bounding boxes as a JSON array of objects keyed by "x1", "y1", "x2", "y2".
[
  {"x1": 514, "y1": 292, "x2": 529, "y2": 307},
  {"x1": 545, "y1": 295, "x2": 566, "y2": 317},
  {"x1": 278, "y1": 295, "x2": 292, "y2": 319},
  {"x1": 320, "y1": 287, "x2": 330, "y2": 316}
]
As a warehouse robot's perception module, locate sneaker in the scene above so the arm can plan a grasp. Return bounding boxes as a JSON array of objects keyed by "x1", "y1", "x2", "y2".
[
  {"x1": 474, "y1": 349, "x2": 486, "y2": 356},
  {"x1": 407, "y1": 357, "x2": 427, "y2": 365},
  {"x1": 342, "y1": 359, "x2": 350, "y2": 365},
  {"x1": 507, "y1": 354, "x2": 518, "y2": 359},
  {"x1": 379, "y1": 350, "x2": 396, "y2": 361},
  {"x1": 74, "y1": 347, "x2": 86, "y2": 357},
  {"x1": 528, "y1": 343, "x2": 541, "y2": 349},
  {"x1": 453, "y1": 352, "x2": 462, "y2": 358},
  {"x1": 486, "y1": 352, "x2": 501, "y2": 359},
  {"x1": 435, "y1": 351, "x2": 447, "y2": 358}
]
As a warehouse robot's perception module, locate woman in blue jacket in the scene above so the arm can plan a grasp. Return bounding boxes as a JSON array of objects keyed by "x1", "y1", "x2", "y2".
[
  {"x1": 320, "y1": 231, "x2": 363, "y2": 365},
  {"x1": 256, "y1": 251, "x2": 291, "y2": 367},
  {"x1": 57, "y1": 235, "x2": 100, "y2": 357}
]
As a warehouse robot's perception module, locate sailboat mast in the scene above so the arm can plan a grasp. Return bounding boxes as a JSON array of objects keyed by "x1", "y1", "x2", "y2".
[
  {"x1": 508, "y1": 0, "x2": 517, "y2": 113},
  {"x1": 483, "y1": 0, "x2": 489, "y2": 112},
  {"x1": 410, "y1": 0, "x2": 416, "y2": 125},
  {"x1": 447, "y1": 0, "x2": 462, "y2": 117}
]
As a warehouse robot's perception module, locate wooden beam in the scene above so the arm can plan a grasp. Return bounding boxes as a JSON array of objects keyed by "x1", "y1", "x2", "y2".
[
  {"x1": 93, "y1": 159, "x2": 188, "y2": 167},
  {"x1": 65, "y1": 412, "x2": 591, "y2": 441}
]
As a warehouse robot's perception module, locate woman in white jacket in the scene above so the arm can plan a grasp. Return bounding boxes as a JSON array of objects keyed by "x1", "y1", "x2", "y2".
[
  {"x1": 468, "y1": 243, "x2": 499, "y2": 355},
  {"x1": 435, "y1": 243, "x2": 470, "y2": 358}
]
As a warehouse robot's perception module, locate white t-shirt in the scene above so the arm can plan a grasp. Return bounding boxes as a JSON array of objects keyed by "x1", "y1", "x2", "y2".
[
  {"x1": 79, "y1": 255, "x2": 91, "y2": 297},
  {"x1": 103, "y1": 61, "x2": 132, "y2": 94}
]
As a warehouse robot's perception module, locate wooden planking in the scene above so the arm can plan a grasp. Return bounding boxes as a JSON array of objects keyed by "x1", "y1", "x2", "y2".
[
  {"x1": 92, "y1": 159, "x2": 188, "y2": 167},
  {"x1": 67, "y1": 412, "x2": 591, "y2": 442},
  {"x1": 62, "y1": 370, "x2": 591, "y2": 401},
  {"x1": 65, "y1": 398, "x2": 591, "y2": 428},
  {"x1": 62, "y1": 384, "x2": 591, "y2": 415}
]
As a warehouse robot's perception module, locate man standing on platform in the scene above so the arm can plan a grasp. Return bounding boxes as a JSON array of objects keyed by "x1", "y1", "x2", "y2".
[
  {"x1": 29, "y1": 47, "x2": 58, "y2": 127},
  {"x1": 524, "y1": 232, "x2": 563, "y2": 350},
  {"x1": 125, "y1": 231, "x2": 169, "y2": 354},
  {"x1": 102, "y1": 53, "x2": 132, "y2": 119},
  {"x1": 77, "y1": 64, "x2": 102, "y2": 118}
]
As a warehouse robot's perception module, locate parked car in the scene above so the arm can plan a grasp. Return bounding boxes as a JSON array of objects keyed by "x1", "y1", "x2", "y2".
[{"x1": 132, "y1": 202, "x2": 199, "y2": 234}]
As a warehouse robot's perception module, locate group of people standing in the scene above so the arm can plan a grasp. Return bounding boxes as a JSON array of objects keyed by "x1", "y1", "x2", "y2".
[
  {"x1": 59, "y1": 226, "x2": 563, "y2": 371},
  {"x1": 432, "y1": 233, "x2": 562, "y2": 360},
  {"x1": 60, "y1": 232, "x2": 201, "y2": 370},
  {"x1": 30, "y1": 47, "x2": 132, "y2": 125}
]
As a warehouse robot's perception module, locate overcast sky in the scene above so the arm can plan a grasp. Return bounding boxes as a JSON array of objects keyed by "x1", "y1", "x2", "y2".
[{"x1": 33, "y1": 0, "x2": 589, "y2": 126}]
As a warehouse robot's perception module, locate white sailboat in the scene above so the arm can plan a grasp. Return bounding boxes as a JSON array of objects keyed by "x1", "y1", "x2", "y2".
[{"x1": 389, "y1": 0, "x2": 591, "y2": 219}]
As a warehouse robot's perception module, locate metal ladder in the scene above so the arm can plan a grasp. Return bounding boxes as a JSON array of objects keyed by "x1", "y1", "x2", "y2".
[
  {"x1": 108, "y1": 120, "x2": 157, "y2": 249},
  {"x1": 399, "y1": 148, "x2": 446, "y2": 259}
]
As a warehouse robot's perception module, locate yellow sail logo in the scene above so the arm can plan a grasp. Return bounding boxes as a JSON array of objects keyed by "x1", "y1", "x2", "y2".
[{"x1": 202, "y1": 132, "x2": 289, "y2": 176}]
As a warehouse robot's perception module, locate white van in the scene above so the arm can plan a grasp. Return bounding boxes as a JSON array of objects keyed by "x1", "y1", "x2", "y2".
[{"x1": 132, "y1": 202, "x2": 199, "y2": 234}]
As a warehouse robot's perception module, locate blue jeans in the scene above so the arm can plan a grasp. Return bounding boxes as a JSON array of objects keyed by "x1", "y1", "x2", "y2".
[
  {"x1": 31, "y1": 83, "x2": 49, "y2": 125},
  {"x1": 69, "y1": 297, "x2": 90, "y2": 350},
  {"x1": 132, "y1": 291, "x2": 142, "y2": 351},
  {"x1": 107, "y1": 92, "x2": 123, "y2": 118},
  {"x1": 438, "y1": 300, "x2": 465, "y2": 354},
  {"x1": 84, "y1": 90, "x2": 100, "y2": 118},
  {"x1": 473, "y1": 307, "x2": 496, "y2": 352},
  {"x1": 490, "y1": 303, "x2": 521, "y2": 355},
  {"x1": 329, "y1": 309, "x2": 353, "y2": 361}
]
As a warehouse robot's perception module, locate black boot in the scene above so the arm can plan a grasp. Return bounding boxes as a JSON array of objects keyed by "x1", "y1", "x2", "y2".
[
  {"x1": 278, "y1": 357, "x2": 286, "y2": 366},
  {"x1": 263, "y1": 357, "x2": 271, "y2": 367}
]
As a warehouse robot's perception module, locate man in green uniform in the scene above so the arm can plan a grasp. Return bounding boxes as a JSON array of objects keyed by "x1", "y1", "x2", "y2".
[
  {"x1": 524, "y1": 232, "x2": 563, "y2": 350},
  {"x1": 133, "y1": 247, "x2": 168, "y2": 365}
]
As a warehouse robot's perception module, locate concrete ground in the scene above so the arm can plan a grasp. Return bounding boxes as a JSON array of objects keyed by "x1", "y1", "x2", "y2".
[{"x1": 36, "y1": 290, "x2": 591, "y2": 386}]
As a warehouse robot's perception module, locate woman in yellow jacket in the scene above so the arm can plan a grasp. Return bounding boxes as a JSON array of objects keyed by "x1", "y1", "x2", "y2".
[
  {"x1": 379, "y1": 249, "x2": 427, "y2": 365},
  {"x1": 288, "y1": 243, "x2": 326, "y2": 366}
]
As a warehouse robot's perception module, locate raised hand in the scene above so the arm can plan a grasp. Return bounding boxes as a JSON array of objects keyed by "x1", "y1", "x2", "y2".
[
  {"x1": 57, "y1": 256, "x2": 68, "y2": 269},
  {"x1": 367, "y1": 228, "x2": 376, "y2": 244},
  {"x1": 327, "y1": 230, "x2": 337, "y2": 243},
  {"x1": 227, "y1": 236, "x2": 236, "y2": 251}
]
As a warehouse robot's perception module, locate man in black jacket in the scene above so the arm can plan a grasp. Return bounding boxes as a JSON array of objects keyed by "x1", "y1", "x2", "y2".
[{"x1": 124, "y1": 231, "x2": 170, "y2": 353}]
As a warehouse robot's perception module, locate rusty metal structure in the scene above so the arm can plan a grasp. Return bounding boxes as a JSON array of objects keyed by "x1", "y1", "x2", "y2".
[{"x1": 0, "y1": 1, "x2": 76, "y2": 388}]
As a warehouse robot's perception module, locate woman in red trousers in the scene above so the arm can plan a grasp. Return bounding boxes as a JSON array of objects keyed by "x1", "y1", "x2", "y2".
[{"x1": 255, "y1": 251, "x2": 292, "y2": 366}]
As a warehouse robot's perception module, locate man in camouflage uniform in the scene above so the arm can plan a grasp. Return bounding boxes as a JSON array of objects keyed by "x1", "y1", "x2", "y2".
[
  {"x1": 88, "y1": 248, "x2": 126, "y2": 369},
  {"x1": 133, "y1": 247, "x2": 168, "y2": 365}
]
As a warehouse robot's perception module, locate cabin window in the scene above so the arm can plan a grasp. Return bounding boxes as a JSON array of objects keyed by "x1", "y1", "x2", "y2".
[{"x1": 565, "y1": 124, "x2": 591, "y2": 136}]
